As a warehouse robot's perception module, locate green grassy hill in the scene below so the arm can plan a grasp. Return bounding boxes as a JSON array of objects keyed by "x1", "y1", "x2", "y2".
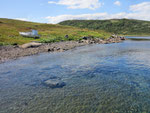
[
  {"x1": 0, "y1": 18, "x2": 111, "y2": 45},
  {"x1": 59, "y1": 19, "x2": 150, "y2": 36}
]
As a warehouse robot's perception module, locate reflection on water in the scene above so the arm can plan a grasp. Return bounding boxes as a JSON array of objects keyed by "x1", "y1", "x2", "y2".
[
  {"x1": 1, "y1": 37, "x2": 150, "y2": 113},
  {"x1": 127, "y1": 36, "x2": 150, "y2": 41}
]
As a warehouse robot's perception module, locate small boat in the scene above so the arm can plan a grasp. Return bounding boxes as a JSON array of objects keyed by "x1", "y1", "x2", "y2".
[{"x1": 19, "y1": 30, "x2": 40, "y2": 38}]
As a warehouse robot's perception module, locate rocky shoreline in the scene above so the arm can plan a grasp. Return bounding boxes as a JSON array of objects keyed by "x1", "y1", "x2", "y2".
[{"x1": 0, "y1": 36, "x2": 125, "y2": 63}]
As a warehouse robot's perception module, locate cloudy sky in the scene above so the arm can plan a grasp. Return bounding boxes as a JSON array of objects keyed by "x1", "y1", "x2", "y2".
[{"x1": 1, "y1": 0, "x2": 150, "y2": 24}]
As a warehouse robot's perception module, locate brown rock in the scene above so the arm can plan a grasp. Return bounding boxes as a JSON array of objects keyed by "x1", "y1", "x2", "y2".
[{"x1": 20, "y1": 42, "x2": 42, "y2": 49}]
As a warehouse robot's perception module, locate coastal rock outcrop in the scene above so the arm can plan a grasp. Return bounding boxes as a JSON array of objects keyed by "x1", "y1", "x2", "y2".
[{"x1": 79, "y1": 35, "x2": 126, "y2": 44}]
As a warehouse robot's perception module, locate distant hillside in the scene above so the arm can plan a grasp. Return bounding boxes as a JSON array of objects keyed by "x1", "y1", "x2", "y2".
[
  {"x1": 0, "y1": 18, "x2": 110, "y2": 45},
  {"x1": 59, "y1": 19, "x2": 150, "y2": 36}
]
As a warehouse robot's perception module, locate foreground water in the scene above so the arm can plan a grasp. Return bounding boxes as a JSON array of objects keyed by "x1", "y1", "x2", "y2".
[{"x1": 1, "y1": 37, "x2": 150, "y2": 113}]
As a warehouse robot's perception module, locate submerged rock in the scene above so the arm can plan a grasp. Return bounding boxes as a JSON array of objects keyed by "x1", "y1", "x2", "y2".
[{"x1": 43, "y1": 79, "x2": 66, "y2": 88}]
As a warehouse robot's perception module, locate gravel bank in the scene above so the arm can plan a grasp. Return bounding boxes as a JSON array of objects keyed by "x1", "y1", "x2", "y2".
[
  {"x1": 0, "y1": 41, "x2": 87, "y2": 63},
  {"x1": 0, "y1": 36, "x2": 125, "y2": 63}
]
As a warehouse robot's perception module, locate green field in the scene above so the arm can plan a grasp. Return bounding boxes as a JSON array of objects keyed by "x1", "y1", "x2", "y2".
[
  {"x1": 59, "y1": 19, "x2": 150, "y2": 36},
  {"x1": 0, "y1": 18, "x2": 111, "y2": 45}
]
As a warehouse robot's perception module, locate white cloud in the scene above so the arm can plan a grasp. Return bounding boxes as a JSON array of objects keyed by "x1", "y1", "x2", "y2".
[
  {"x1": 45, "y1": 13, "x2": 127, "y2": 24},
  {"x1": 48, "y1": 1, "x2": 57, "y2": 4},
  {"x1": 48, "y1": 0, "x2": 102, "y2": 10},
  {"x1": 45, "y1": 2, "x2": 150, "y2": 24},
  {"x1": 129, "y1": 2, "x2": 150, "y2": 12},
  {"x1": 114, "y1": 1, "x2": 121, "y2": 6},
  {"x1": 127, "y1": 2, "x2": 150, "y2": 20},
  {"x1": 15, "y1": 18, "x2": 28, "y2": 21}
]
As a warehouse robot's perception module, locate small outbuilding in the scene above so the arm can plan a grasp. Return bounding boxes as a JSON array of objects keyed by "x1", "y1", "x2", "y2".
[{"x1": 19, "y1": 30, "x2": 40, "y2": 38}]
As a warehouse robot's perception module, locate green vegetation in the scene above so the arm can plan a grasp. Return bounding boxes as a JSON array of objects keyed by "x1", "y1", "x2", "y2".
[
  {"x1": 59, "y1": 19, "x2": 150, "y2": 36},
  {"x1": 0, "y1": 18, "x2": 111, "y2": 45}
]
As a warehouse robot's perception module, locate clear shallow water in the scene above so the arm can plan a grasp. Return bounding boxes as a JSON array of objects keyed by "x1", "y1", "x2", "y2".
[{"x1": 1, "y1": 37, "x2": 150, "y2": 113}]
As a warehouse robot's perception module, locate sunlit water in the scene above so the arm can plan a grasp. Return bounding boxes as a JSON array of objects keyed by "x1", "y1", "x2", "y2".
[{"x1": 1, "y1": 37, "x2": 150, "y2": 113}]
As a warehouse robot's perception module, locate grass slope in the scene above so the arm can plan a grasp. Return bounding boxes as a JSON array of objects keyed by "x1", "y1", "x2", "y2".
[
  {"x1": 59, "y1": 19, "x2": 150, "y2": 36},
  {"x1": 0, "y1": 18, "x2": 111, "y2": 45}
]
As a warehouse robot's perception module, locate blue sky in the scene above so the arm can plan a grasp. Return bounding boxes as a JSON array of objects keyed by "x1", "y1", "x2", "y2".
[{"x1": 1, "y1": 0, "x2": 150, "y2": 23}]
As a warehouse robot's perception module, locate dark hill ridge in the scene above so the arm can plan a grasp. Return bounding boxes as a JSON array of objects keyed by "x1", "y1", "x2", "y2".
[{"x1": 59, "y1": 19, "x2": 150, "y2": 36}]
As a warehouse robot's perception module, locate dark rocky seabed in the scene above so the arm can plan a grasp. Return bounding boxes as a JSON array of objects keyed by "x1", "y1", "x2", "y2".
[{"x1": 0, "y1": 37, "x2": 150, "y2": 113}]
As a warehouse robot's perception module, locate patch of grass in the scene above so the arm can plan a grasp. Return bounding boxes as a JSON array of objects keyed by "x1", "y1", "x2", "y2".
[{"x1": 0, "y1": 18, "x2": 111, "y2": 45}]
